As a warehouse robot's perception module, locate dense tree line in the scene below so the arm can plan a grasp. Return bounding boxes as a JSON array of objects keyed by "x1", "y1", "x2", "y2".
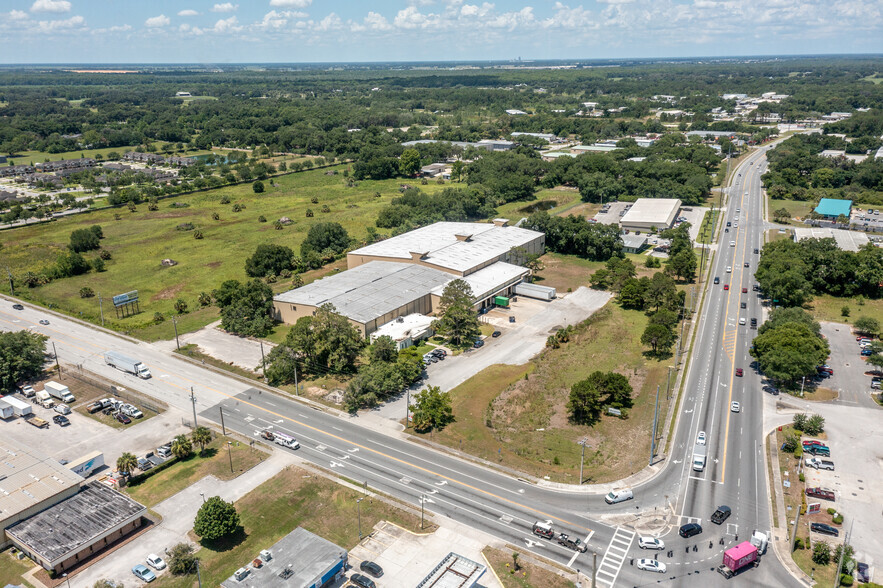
[
  {"x1": 755, "y1": 238, "x2": 883, "y2": 305},
  {"x1": 376, "y1": 186, "x2": 497, "y2": 231},
  {"x1": 523, "y1": 212, "x2": 623, "y2": 261},
  {"x1": 0, "y1": 330, "x2": 47, "y2": 394},
  {"x1": 750, "y1": 308, "x2": 830, "y2": 385}
]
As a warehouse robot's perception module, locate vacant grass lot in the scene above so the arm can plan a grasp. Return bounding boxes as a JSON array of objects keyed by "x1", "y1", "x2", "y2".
[
  {"x1": 152, "y1": 466, "x2": 425, "y2": 588},
  {"x1": 0, "y1": 549, "x2": 36, "y2": 588},
  {"x1": 125, "y1": 436, "x2": 268, "y2": 507},
  {"x1": 807, "y1": 294, "x2": 883, "y2": 327},
  {"x1": 768, "y1": 198, "x2": 814, "y2": 222},
  {"x1": 534, "y1": 252, "x2": 659, "y2": 294},
  {"x1": 483, "y1": 547, "x2": 574, "y2": 588},
  {"x1": 495, "y1": 188, "x2": 583, "y2": 219},
  {"x1": 0, "y1": 165, "x2": 446, "y2": 338},
  {"x1": 420, "y1": 301, "x2": 670, "y2": 483}
]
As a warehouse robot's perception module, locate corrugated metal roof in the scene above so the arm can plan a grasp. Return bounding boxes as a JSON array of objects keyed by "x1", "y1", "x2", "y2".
[{"x1": 620, "y1": 198, "x2": 682, "y2": 226}]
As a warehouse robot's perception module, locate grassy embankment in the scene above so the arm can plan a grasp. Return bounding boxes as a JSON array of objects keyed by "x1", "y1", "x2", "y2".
[{"x1": 482, "y1": 547, "x2": 575, "y2": 588}]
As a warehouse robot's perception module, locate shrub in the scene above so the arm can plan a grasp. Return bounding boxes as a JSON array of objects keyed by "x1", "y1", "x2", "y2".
[
  {"x1": 311, "y1": 196, "x2": 318, "y2": 204},
  {"x1": 793, "y1": 537, "x2": 804, "y2": 550},
  {"x1": 69, "y1": 228, "x2": 100, "y2": 252},
  {"x1": 274, "y1": 220, "x2": 283, "y2": 230},
  {"x1": 168, "y1": 543, "x2": 199, "y2": 576},
  {"x1": 833, "y1": 513, "x2": 844, "y2": 524},
  {"x1": 92, "y1": 257, "x2": 106, "y2": 272},
  {"x1": 232, "y1": 203, "x2": 242, "y2": 212},
  {"x1": 827, "y1": 507, "x2": 837, "y2": 515},
  {"x1": 197, "y1": 292, "x2": 212, "y2": 307},
  {"x1": 220, "y1": 195, "x2": 231, "y2": 204},
  {"x1": 194, "y1": 230, "x2": 204, "y2": 239},
  {"x1": 798, "y1": 472, "x2": 805, "y2": 482},
  {"x1": 174, "y1": 299, "x2": 188, "y2": 314},
  {"x1": 305, "y1": 208, "x2": 314, "y2": 217},
  {"x1": 258, "y1": 215, "x2": 267, "y2": 222},
  {"x1": 176, "y1": 222, "x2": 194, "y2": 231},
  {"x1": 804, "y1": 414, "x2": 825, "y2": 436},
  {"x1": 252, "y1": 180, "x2": 264, "y2": 193},
  {"x1": 841, "y1": 305, "x2": 850, "y2": 317},
  {"x1": 99, "y1": 249, "x2": 112, "y2": 260},
  {"x1": 211, "y1": 212, "x2": 220, "y2": 220},
  {"x1": 321, "y1": 204, "x2": 330, "y2": 213},
  {"x1": 840, "y1": 573, "x2": 854, "y2": 587},
  {"x1": 812, "y1": 541, "x2": 831, "y2": 565},
  {"x1": 79, "y1": 286, "x2": 95, "y2": 298},
  {"x1": 153, "y1": 312, "x2": 165, "y2": 324},
  {"x1": 193, "y1": 496, "x2": 240, "y2": 541}
]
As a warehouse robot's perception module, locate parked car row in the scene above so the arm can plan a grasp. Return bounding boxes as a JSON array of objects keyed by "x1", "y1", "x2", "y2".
[{"x1": 422, "y1": 349, "x2": 447, "y2": 366}]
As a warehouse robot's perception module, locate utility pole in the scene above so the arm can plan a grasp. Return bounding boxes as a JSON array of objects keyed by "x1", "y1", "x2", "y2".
[
  {"x1": 227, "y1": 441, "x2": 233, "y2": 473},
  {"x1": 649, "y1": 385, "x2": 660, "y2": 466},
  {"x1": 52, "y1": 342, "x2": 61, "y2": 376},
  {"x1": 666, "y1": 365, "x2": 674, "y2": 399},
  {"x1": 833, "y1": 520, "x2": 853, "y2": 588},
  {"x1": 259, "y1": 341, "x2": 266, "y2": 381},
  {"x1": 172, "y1": 315, "x2": 180, "y2": 351},
  {"x1": 789, "y1": 457, "x2": 804, "y2": 552},
  {"x1": 98, "y1": 293, "x2": 104, "y2": 326},
  {"x1": 800, "y1": 376, "x2": 806, "y2": 397},
  {"x1": 291, "y1": 351, "x2": 299, "y2": 395},
  {"x1": 190, "y1": 387, "x2": 198, "y2": 428},
  {"x1": 420, "y1": 494, "x2": 425, "y2": 530},
  {"x1": 578, "y1": 437, "x2": 589, "y2": 485},
  {"x1": 592, "y1": 551, "x2": 597, "y2": 588},
  {"x1": 196, "y1": 559, "x2": 202, "y2": 588},
  {"x1": 405, "y1": 388, "x2": 411, "y2": 426}
]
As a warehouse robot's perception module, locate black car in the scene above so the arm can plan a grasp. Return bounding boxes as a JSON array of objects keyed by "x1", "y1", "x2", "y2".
[
  {"x1": 52, "y1": 415, "x2": 70, "y2": 426},
  {"x1": 710, "y1": 506, "x2": 731, "y2": 525},
  {"x1": 679, "y1": 523, "x2": 703, "y2": 538},
  {"x1": 473, "y1": 339, "x2": 484, "y2": 348},
  {"x1": 811, "y1": 523, "x2": 839, "y2": 537},
  {"x1": 713, "y1": 277, "x2": 720, "y2": 284},
  {"x1": 856, "y1": 562, "x2": 869, "y2": 583},
  {"x1": 492, "y1": 330, "x2": 501, "y2": 338},
  {"x1": 754, "y1": 248, "x2": 759, "y2": 254},
  {"x1": 12, "y1": 304, "x2": 24, "y2": 310},
  {"x1": 359, "y1": 561, "x2": 383, "y2": 577},
  {"x1": 349, "y1": 573, "x2": 376, "y2": 588}
]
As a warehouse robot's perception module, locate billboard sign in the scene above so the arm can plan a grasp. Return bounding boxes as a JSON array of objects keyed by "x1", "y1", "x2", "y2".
[
  {"x1": 807, "y1": 503, "x2": 821, "y2": 514},
  {"x1": 112, "y1": 290, "x2": 139, "y2": 307}
]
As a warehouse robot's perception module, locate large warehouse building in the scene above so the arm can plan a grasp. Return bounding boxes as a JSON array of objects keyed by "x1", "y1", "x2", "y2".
[
  {"x1": 619, "y1": 198, "x2": 682, "y2": 232},
  {"x1": 273, "y1": 220, "x2": 545, "y2": 337}
]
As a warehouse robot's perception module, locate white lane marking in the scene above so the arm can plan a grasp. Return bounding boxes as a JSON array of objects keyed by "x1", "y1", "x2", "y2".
[{"x1": 594, "y1": 527, "x2": 635, "y2": 587}]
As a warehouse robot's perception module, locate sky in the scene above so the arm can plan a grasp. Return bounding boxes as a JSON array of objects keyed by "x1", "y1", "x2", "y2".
[{"x1": 0, "y1": 0, "x2": 881, "y2": 64}]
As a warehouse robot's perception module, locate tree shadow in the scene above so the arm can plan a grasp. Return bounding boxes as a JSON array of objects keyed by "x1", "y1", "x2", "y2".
[
  {"x1": 198, "y1": 447, "x2": 218, "y2": 459},
  {"x1": 200, "y1": 525, "x2": 248, "y2": 553}
]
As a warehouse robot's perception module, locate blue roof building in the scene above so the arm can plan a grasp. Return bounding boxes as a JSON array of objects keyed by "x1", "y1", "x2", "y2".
[{"x1": 814, "y1": 198, "x2": 852, "y2": 219}]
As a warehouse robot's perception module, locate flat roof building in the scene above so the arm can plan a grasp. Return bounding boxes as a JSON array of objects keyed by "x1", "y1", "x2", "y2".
[
  {"x1": 793, "y1": 228, "x2": 870, "y2": 252},
  {"x1": 6, "y1": 482, "x2": 146, "y2": 574},
  {"x1": 370, "y1": 314, "x2": 436, "y2": 349},
  {"x1": 620, "y1": 198, "x2": 682, "y2": 232},
  {"x1": 814, "y1": 198, "x2": 852, "y2": 219},
  {"x1": 221, "y1": 527, "x2": 347, "y2": 588},
  {"x1": 622, "y1": 234, "x2": 649, "y2": 253}
]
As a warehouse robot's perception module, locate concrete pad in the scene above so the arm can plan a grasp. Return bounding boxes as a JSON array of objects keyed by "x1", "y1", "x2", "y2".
[{"x1": 154, "y1": 320, "x2": 269, "y2": 375}]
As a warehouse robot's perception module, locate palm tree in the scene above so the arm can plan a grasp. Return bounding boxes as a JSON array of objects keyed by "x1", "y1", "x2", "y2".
[
  {"x1": 116, "y1": 452, "x2": 138, "y2": 476},
  {"x1": 170, "y1": 434, "x2": 193, "y2": 459},
  {"x1": 191, "y1": 426, "x2": 212, "y2": 454}
]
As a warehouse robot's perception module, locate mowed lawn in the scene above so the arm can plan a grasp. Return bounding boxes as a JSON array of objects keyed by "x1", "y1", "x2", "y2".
[
  {"x1": 0, "y1": 165, "x2": 446, "y2": 338},
  {"x1": 152, "y1": 466, "x2": 425, "y2": 588},
  {"x1": 420, "y1": 302, "x2": 670, "y2": 483}
]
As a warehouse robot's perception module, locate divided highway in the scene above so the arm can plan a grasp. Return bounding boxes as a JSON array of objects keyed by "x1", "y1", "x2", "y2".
[{"x1": 0, "y1": 145, "x2": 802, "y2": 586}]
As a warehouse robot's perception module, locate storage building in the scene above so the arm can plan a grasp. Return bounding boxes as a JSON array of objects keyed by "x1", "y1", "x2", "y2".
[
  {"x1": 813, "y1": 198, "x2": 852, "y2": 219},
  {"x1": 620, "y1": 198, "x2": 682, "y2": 232}
]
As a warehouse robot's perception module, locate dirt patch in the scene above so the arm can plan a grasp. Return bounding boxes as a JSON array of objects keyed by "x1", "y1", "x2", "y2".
[
  {"x1": 204, "y1": 261, "x2": 222, "y2": 269},
  {"x1": 147, "y1": 211, "x2": 194, "y2": 219},
  {"x1": 151, "y1": 282, "x2": 186, "y2": 301}
]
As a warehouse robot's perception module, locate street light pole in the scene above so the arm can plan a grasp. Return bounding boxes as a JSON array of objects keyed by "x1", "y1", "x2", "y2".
[
  {"x1": 420, "y1": 494, "x2": 425, "y2": 530},
  {"x1": 227, "y1": 441, "x2": 233, "y2": 473},
  {"x1": 98, "y1": 292, "x2": 105, "y2": 326},
  {"x1": 173, "y1": 315, "x2": 180, "y2": 351},
  {"x1": 578, "y1": 437, "x2": 589, "y2": 485},
  {"x1": 649, "y1": 384, "x2": 660, "y2": 466},
  {"x1": 259, "y1": 341, "x2": 266, "y2": 381},
  {"x1": 190, "y1": 387, "x2": 198, "y2": 428}
]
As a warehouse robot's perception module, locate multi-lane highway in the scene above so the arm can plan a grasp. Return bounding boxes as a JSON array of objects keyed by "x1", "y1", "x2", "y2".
[{"x1": 1, "y1": 145, "x2": 803, "y2": 586}]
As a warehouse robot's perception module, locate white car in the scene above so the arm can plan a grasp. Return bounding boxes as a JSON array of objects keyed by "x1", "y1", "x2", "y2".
[
  {"x1": 726, "y1": 266, "x2": 732, "y2": 273},
  {"x1": 736, "y1": 208, "x2": 741, "y2": 213},
  {"x1": 730, "y1": 241, "x2": 736, "y2": 247},
  {"x1": 739, "y1": 317, "x2": 746, "y2": 325},
  {"x1": 637, "y1": 559, "x2": 667, "y2": 573},
  {"x1": 733, "y1": 222, "x2": 739, "y2": 228},
  {"x1": 731, "y1": 401, "x2": 741, "y2": 413},
  {"x1": 146, "y1": 553, "x2": 166, "y2": 570},
  {"x1": 638, "y1": 536, "x2": 665, "y2": 550},
  {"x1": 696, "y1": 431, "x2": 707, "y2": 446}
]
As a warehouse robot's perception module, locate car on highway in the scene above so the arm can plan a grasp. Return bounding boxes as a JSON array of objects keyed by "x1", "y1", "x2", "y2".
[
  {"x1": 751, "y1": 318, "x2": 758, "y2": 328},
  {"x1": 739, "y1": 317, "x2": 746, "y2": 325},
  {"x1": 736, "y1": 208, "x2": 740, "y2": 213},
  {"x1": 731, "y1": 401, "x2": 741, "y2": 412},
  {"x1": 557, "y1": 533, "x2": 588, "y2": 552},
  {"x1": 811, "y1": 523, "x2": 839, "y2": 537},
  {"x1": 726, "y1": 266, "x2": 732, "y2": 273},
  {"x1": 12, "y1": 304, "x2": 24, "y2": 310},
  {"x1": 744, "y1": 262, "x2": 749, "y2": 268},
  {"x1": 730, "y1": 241, "x2": 736, "y2": 247},
  {"x1": 711, "y1": 505, "x2": 732, "y2": 524},
  {"x1": 52, "y1": 415, "x2": 70, "y2": 426},
  {"x1": 349, "y1": 573, "x2": 376, "y2": 588},
  {"x1": 697, "y1": 431, "x2": 706, "y2": 445},
  {"x1": 741, "y1": 287, "x2": 748, "y2": 293},
  {"x1": 735, "y1": 368, "x2": 743, "y2": 377},
  {"x1": 146, "y1": 554, "x2": 166, "y2": 570},
  {"x1": 740, "y1": 302, "x2": 747, "y2": 309},
  {"x1": 754, "y1": 248, "x2": 759, "y2": 254},
  {"x1": 39, "y1": 319, "x2": 50, "y2": 325},
  {"x1": 724, "y1": 284, "x2": 729, "y2": 290},
  {"x1": 638, "y1": 536, "x2": 665, "y2": 550},
  {"x1": 132, "y1": 564, "x2": 156, "y2": 582},
  {"x1": 679, "y1": 523, "x2": 702, "y2": 538},
  {"x1": 637, "y1": 559, "x2": 667, "y2": 573},
  {"x1": 604, "y1": 488, "x2": 634, "y2": 504},
  {"x1": 714, "y1": 277, "x2": 720, "y2": 284},
  {"x1": 359, "y1": 561, "x2": 383, "y2": 577}
]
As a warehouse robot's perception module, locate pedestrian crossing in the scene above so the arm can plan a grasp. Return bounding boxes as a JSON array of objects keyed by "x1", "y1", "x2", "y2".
[{"x1": 594, "y1": 527, "x2": 635, "y2": 588}]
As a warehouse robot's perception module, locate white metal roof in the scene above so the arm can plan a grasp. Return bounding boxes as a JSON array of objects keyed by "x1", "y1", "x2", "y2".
[
  {"x1": 430, "y1": 262, "x2": 527, "y2": 300},
  {"x1": 620, "y1": 198, "x2": 682, "y2": 226},
  {"x1": 350, "y1": 222, "x2": 542, "y2": 274}
]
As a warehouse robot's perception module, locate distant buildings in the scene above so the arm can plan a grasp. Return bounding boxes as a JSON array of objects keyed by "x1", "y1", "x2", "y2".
[
  {"x1": 401, "y1": 139, "x2": 514, "y2": 152},
  {"x1": 35, "y1": 158, "x2": 95, "y2": 172},
  {"x1": 123, "y1": 152, "x2": 195, "y2": 166},
  {"x1": 505, "y1": 109, "x2": 528, "y2": 116}
]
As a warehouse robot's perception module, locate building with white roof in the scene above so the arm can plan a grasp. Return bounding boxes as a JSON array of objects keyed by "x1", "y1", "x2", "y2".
[
  {"x1": 620, "y1": 198, "x2": 682, "y2": 232},
  {"x1": 273, "y1": 220, "x2": 542, "y2": 336}
]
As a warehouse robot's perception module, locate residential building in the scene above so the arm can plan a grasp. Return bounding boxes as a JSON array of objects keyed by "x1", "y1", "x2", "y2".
[
  {"x1": 0, "y1": 165, "x2": 35, "y2": 178},
  {"x1": 35, "y1": 159, "x2": 95, "y2": 172}
]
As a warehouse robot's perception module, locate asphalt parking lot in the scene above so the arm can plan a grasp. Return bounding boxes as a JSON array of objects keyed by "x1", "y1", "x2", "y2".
[
  {"x1": 592, "y1": 201, "x2": 631, "y2": 224},
  {"x1": 679, "y1": 206, "x2": 709, "y2": 242},
  {"x1": 819, "y1": 322, "x2": 878, "y2": 407}
]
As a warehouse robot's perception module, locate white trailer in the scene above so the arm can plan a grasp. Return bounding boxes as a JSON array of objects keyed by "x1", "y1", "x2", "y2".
[
  {"x1": 1, "y1": 395, "x2": 33, "y2": 417},
  {"x1": 66, "y1": 451, "x2": 104, "y2": 478},
  {"x1": 103, "y1": 351, "x2": 152, "y2": 379},
  {"x1": 0, "y1": 398, "x2": 14, "y2": 419},
  {"x1": 514, "y1": 282, "x2": 557, "y2": 301}
]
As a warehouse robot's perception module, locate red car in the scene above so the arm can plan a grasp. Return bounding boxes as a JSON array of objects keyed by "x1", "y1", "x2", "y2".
[
  {"x1": 802, "y1": 440, "x2": 825, "y2": 448},
  {"x1": 735, "y1": 368, "x2": 743, "y2": 376},
  {"x1": 724, "y1": 284, "x2": 729, "y2": 290},
  {"x1": 741, "y1": 287, "x2": 748, "y2": 293}
]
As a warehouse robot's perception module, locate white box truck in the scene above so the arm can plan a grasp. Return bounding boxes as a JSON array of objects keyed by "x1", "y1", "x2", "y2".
[
  {"x1": 692, "y1": 444, "x2": 707, "y2": 472},
  {"x1": 44, "y1": 381, "x2": 75, "y2": 404},
  {"x1": 2, "y1": 395, "x2": 33, "y2": 417},
  {"x1": 104, "y1": 351, "x2": 152, "y2": 379}
]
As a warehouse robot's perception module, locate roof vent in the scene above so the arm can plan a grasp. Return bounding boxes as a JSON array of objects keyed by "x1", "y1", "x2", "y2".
[
  {"x1": 492, "y1": 218, "x2": 509, "y2": 227},
  {"x1": 409, "y1": 251, "x2": 428, "y2": 261},
  {"x1": 454, "y1": 232, "x2": 472, "y2": 242}
]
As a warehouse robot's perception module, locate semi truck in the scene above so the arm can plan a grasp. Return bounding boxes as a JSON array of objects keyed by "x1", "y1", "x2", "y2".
[
  {"x1": 66, "y1": 451, "x2": 104, "y2": 478},
  {"x1": 717, "y1": 541, "x2": 759, "y2": 579},
  {"x1": 44, "y1": 381, "x2": 75, "y2": 403},
  {"x1": 692, "y1": 444, "x2": 707, "y2": 472},
  {"x1": 104, "y1": 351, "x2": 152, "y2": 379}
]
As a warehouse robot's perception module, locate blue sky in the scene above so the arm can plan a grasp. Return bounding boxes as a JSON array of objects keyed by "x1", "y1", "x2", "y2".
[{"x1": 1, "y1": 0, "x2": 881, "y2": 63}]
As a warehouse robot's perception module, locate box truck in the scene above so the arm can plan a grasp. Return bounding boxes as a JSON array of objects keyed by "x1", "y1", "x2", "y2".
[
  {"x1": 2, "y1": 395, "x2": 33, "y2": 417},
  {"x1": 717, "y1": 541, "x2": 759, "y2": 579},
  {"x1": 104, "y1": 351, "x2": 152, "y2": 379},
  {"x1": 692, "y1": 444, "x2": 707, "y2": 472},
  {"x1": 44, "y1": 381, "x2": 75, "y2": 403}
]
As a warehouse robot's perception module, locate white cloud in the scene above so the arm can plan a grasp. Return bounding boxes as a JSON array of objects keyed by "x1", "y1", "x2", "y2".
[
  {"x1": 393, "y1": 6, "x2": 440, "y2": 29},
  {"x1": 269, "y1": 0, "x2": 311, "y2": 7},
  {"x1": 108, "y1": 24, "x2": 131, "y2": 32},
  {"x1": 486, "y1": 6, "x2": 534, "y2": 29},
  {"x1": 315, "y1": 12, "x2": 342, "y2": 31},
  {"x1": 213, "y1": 15, "x2": 240, "y2": 32},
  {"x1": 178, "y1": 9, "x2": 198, "y2": 16},
  {"x1": 145, "y1": 14, "x2": 170, "y2": 28},
  {"x1": 36, "y1": 14, "x2": 84, "y2": 31},
  {"x1": 362, "y1": 11, "x2": 392, "y2": 30},
  {"x1": 30, "y1": 0, "x2": 71, "y2": 13},
  {"x1": 460, "y1": 3, "x2": 494, "y2": 17},
  {"x1": 211, "y1": 3, "x2": 238, "y2": 13},
  {"x1": 9, "y1": 9, "x2": 29, "y2": 19}
]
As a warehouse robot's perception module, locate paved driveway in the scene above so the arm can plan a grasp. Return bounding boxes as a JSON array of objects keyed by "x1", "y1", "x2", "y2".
[{"x1": 374, "y1": 287, "x2": 612, "y2": 420}]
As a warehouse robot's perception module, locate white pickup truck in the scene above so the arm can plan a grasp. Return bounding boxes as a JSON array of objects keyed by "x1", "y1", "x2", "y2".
[{"x1": 805, "y1": 457, "x2": 835, "y2": 471}]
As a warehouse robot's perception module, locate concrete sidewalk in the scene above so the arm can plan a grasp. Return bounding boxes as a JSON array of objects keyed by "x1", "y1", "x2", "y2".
[{"x1": 71, "y1": 450, "x2": 292, "y2": 588}]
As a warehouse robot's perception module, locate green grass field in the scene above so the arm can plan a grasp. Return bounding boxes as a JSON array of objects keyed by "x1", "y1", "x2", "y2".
[
  {"x1": 0, "y1": 165, "x2": 447, "y2": 338},
  {"x1": 152, "y1": 466, "x2": 426, "y2": 587},
  {"x1": 768, "y1": 198, "x2": 814, "y2": 223},
  {"x1": 807, "y1": 294, "x2": 883, "y2": 327},
  {"x1": 0, "y1": 549, "x2": 36, "y2": 588}
]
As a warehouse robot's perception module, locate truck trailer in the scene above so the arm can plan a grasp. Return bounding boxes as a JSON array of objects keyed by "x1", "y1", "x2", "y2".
[
  {"x1": 0, "y1": 398, "x2": 14, "y2": 419},
  {"x1": 1, "y1": 395, "x2": 33, "y2": 417},
  {"x1": 44, "y1": 381, "x2": 75, "y2": 403},
  {"x1": 66, "y1": 451, "x2": 104, "y2": 478},
  {"x1": 104, "y1": 351, "x2": 152, "y2": 379},
  {"x1": 717, "y1": 541, "x2": 759, "y2": 579}
]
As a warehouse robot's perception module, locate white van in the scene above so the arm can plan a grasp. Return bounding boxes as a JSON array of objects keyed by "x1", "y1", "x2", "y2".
[
  {"x1": 273, "y1": 431, "x2": 300, "y2": 449},
  {"x1": 605, "y1": 488, "x2": 634, "y2": 504}
]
